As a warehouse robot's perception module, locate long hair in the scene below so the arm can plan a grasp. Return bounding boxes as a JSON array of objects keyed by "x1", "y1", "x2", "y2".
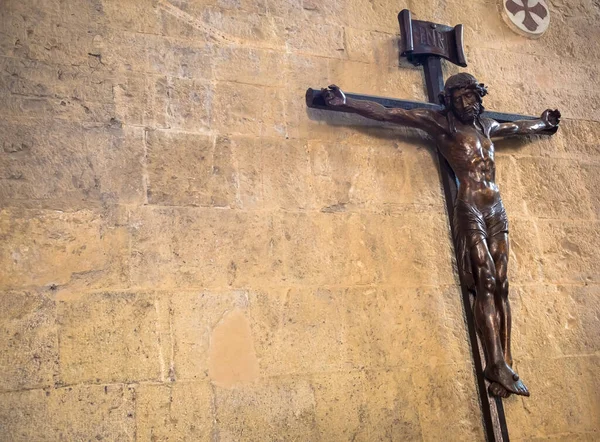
[{"x1": 438, "y1": 73, "x2": 488, "y2": 134}]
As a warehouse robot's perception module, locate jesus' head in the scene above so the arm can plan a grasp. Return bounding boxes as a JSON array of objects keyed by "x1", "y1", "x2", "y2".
[{"x1": 440, "y1": 73, "x2": 488, "y2": 124}]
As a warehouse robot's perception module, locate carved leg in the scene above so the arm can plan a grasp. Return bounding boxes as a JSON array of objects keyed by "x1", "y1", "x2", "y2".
[
  {"x1": 470, "y1": 240, "x2": 504, "y2": 367},
  {"x1": 489, "y1": 233, "x2": 512, "y2": 367},
  {"x1": 470, "y1": 240, "x2": 529, "y2": 396}
]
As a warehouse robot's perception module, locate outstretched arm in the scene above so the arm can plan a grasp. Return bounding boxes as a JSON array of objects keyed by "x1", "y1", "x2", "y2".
[
  {"x1": 489, "y1": 109, "x2": 561, "y2": 137},
  {"x1": 321, "y1": 85, "x2": 443, "y2": 135}
]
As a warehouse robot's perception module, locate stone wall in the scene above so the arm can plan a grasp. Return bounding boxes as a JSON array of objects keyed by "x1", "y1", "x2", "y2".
[{"x1": 0, "y1": 0, "x2": 598, "y2": 440}]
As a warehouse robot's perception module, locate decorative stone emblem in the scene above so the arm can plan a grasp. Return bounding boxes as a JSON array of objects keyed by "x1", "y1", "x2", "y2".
[{"x1": 503, "y1": 0, "x2": 550, "y2": 38}]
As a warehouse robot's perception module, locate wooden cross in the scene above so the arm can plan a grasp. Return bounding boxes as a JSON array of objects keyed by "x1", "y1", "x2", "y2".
[{"x1": 306, "y1": 9, "x2": 557, "y2": 442}]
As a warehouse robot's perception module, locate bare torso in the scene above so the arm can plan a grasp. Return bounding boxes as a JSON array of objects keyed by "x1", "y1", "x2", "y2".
[{"x1": 433, "y1": 117, "x2": 500, "y2": 209}]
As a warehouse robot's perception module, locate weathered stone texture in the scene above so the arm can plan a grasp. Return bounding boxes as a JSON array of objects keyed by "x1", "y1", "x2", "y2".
[
  {"x1": 0, "y1": 207, "x2": 129, "y2": 291},
  {"x1": 0, "y1": 290, "x2": 58, "y2": 392},
  {"x1": 56, "y1": 291, "x2": 170, "y2": 385},
  {"x1": 135, "y1": 381, "x2": 214, "y2": 441},
  {"x1": 0, "y1": 384, "x2": 135, "y2": 441},
  {"x1": 1, "y1": 0, "x2": 599, "y2": 440},
  {"x1": 0, "y1": 120, "x2": 145, "y2": 208}
]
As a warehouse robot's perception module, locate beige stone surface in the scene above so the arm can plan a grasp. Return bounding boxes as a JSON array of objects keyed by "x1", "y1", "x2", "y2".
[
  {"x1": 214, "y1": 377, "x2": 317, "y2": 441},
  {"x1": 0, "y1": 384, "x2": 135, "y2": 441},
  {"x1": 57, "y1": 291, "x2": 171, "y2": 385},
  {"x1": 505, "y1": 356, "x2": 600, "y2": 440},
  {"x1": 411, "y1": 361, "x2": 485, "y2": 441},
  {"x1": 1, "y1": 0, "x2": 599, "y2": 440},
  {"x1": 511, "y1": 284, "x2": 600, "y2": 361},
  {"x1": 130, "y1": 207, "x2": 286, "y2": 289},
  {"x1": 135, "y1": 381, "x2": 214, "y2": 441},
  {"x1": 0, "y1": 290, "x2": 58, "y2": 392},
  {"x1": 207, "y1": 308, "x2": 260, "y2": 387},
  {"x1": 0, "y1": 207, "x2": 129, "y2": 291},
  {"x1": 0, "y1": 119, "x2": 145, "y2": 208},
  {"x1": 538, "y1": 219, "x2": 600, "y2": 284}
]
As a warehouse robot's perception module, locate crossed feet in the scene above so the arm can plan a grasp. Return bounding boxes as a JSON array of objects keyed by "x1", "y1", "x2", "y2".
[{"x1": 484, "y1": 361, "x2": 530, "y2": 398}]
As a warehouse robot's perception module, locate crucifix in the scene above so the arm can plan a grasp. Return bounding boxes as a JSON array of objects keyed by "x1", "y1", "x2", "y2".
[{"x1": 306, "y1": 9, "x2": 560, "y2": 442}]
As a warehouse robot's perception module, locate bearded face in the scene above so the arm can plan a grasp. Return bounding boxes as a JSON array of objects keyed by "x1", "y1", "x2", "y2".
[{"x1": 451, "y1": 87, "x2": 483, "y2": 123}]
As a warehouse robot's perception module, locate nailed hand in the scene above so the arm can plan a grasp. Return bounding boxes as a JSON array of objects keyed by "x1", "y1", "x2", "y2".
[
  {"x1": 541, "y1": 109, "x2": 561, "y2": 128},
  {"x1": 321, "y1": 84, "x2": 346, "y2": 107}
]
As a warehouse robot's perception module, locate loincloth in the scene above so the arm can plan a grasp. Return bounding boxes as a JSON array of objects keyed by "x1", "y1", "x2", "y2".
[{"x1": 453, "y1": 198, "x2": 509, "y2": 291}]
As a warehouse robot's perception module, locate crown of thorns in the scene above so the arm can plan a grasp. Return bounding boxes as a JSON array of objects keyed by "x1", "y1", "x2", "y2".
[{"x1": 439, "y1": 73, "x2": 488, "y2": 107}]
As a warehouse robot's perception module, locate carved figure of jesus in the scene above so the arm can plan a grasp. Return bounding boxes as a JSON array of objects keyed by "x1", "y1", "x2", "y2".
[{"x1": 321, "y1": 73, "x2": 561, "y2": 397}]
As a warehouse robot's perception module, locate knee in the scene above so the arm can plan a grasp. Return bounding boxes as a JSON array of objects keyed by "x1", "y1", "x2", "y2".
[{"x1": 478, "y1": 268, "x2": 496, "y2": 293}]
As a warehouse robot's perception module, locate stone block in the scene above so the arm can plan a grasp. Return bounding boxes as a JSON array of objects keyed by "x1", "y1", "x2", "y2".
[
  {"x1": 223, "y1": 135, "x2": 314, "y2": 210},
  {"x1": 130, "y1": 207, "x2": 286, "y2": 289},
  {"x1": 0, "y1": 290, "x2": 58, "y2": 392},
  {"x1": 264, "y1": 0, "x2": 343, "y2": 25},
  {"x1": 148, "y1": 36, "x2": 214, "y2": 80},
  {"x1": 467, "y1": 48, "x2": 592, "y2": 104},
  {"x1": 308, "y1": 139, "x2": 444, "y2": 212},
  {"x1": 91, "y1": 31, "x2": 151, "y2": 74},
  {"x1": 508, "y1": 218, "x2": 544, "y2": 284},
  {"x1": 57, "y1": 291, "x2": 170, "y2": 384},
  {"x1": 538, "y1": 220, "x2": 600, "y2": 284},
  {"x1": 359, "y1": 369, "x2": 423, "y2": 441},
  {"x1": 284, "y1": 53, "x2": 330, "y2": 92},
  {"x1": 364, "y1": 212, "x2": 456, "y2": 286},
  {"x1": 279, "y1": 212, "x2": 382, "y2": 286},
  {"x1": 259, "y1": 288, "x2": 348, "y2": 376},
  {"x1": 0, "y1": 12, "x2": 97, "y2": 67},
  {"x1": 171, "y1": 289, "x2": 286, "y2": 382},
  {"x1": 580, "y1": 163, "x2": 600, "y2": 219},
  {"x1": 516, "y1": 157, "x2": 594, "y2": 220},
  {"x1": 279, "y1": 210, "x2": 456, "y2": 288},
  {"x1": 213, "y1": 45, "x2": 286, "y2": 87},
  {"x1": 159, "y1": 6, "x2": 286, "y2": 50},
  {"x1": 344, "y1": 28, "x2": 399, "y2": 66},
  {"x1": 411, "y1": 361, "x2": 484, "y2": 441},
  {"x1": 212, "y1": 81, "x2": 287, "y2": 137},
  {"x1": 312, "y1": 368, "x2": 424, "y2": 441},
  {"x1": 340, "y1": 0, "x2": 408, "y2": 33},
  {"x1": 96, "y1": 31, "x2": 212, "y2": 79},
  {"x1": 505, "y1": 356, "x2": 600, "y2": 440},
  {"x1": 146, "y1": 130, "x2": 236, "y2": 207},
  {"x1": 100, "y1": 0, "x2": 162, "y2": 34},
  {"x1": 0, "y1": 89, "x2": 115, "y2": 124},
  {"x1": 208, "y1": 308, "x2": 260, "y2": 387},
  {"x1": 171, "y1": 290, "x2": 247, "y2": 381},
  {"x1": 0, "y1": 120, "x2": 145, "y2": 208},
  {"x1": 214, "y1": 378, "x2": 317, "y2": 441},
  {"x1": 0, "y1": 384, "x2": 135, "y2": 441},
  {"x1": 511, "y1": 284, "x2": 600, "y2": 361},
  {"x1": 342, "y1": 286, "x2": 472, "y2": 370},
  {"x1": 113, "y1": 74, "x2": 168, "y2": 128},
  {"x1": 311, "y1": 370, "x2": 367, "y2": 441},
  {"x1": 545, "y1": 119, "x2": 600, "y2": 162},
  {"x1": 494, "y1": 154, "x2": 529, "y2": 218},
  {"x1": 0, "y1": 207, "x2": 129, "y2": 291},
  {"x1": 327, "y1": 59, "x2": 423, "y2": 100},
  {"x1": 166, "y1": 77, "x2": 213, "y2": 131},
  {"x1": 135, "y1": 381, "x2": 214, "y2": 441},
  {"x1": 285, "y1": 21, "x2": 345, "y2": 59}
]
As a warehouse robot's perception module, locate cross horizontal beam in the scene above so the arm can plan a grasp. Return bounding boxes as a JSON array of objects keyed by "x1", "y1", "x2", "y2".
[{"x1": 306, "y1": 88, "x2": 558, "y2": 135}]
